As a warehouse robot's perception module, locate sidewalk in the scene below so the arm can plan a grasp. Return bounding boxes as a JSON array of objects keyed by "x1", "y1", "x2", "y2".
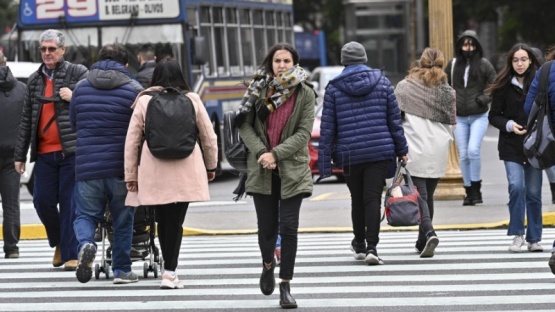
[{"x1": 10, "y1": 197, "x2": 555, "y2": 239}]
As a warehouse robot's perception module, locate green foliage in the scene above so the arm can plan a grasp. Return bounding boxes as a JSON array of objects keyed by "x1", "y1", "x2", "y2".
[{"x1": 0, "y1": 0, "x2": 17, "y2": 36}]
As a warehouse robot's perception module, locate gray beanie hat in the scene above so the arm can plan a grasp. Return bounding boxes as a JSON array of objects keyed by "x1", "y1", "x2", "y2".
[{"x1": 341, "y1": 41, "x2": 367, "y2": 65}]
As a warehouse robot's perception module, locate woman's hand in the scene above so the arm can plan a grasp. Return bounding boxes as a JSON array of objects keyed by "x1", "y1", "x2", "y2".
[
  {"x1": 513, "y1": 123, "x2": 527, "y2": 135},
  {"x1": 126, "y1": 181, "x2": 138, "y2": 192},
  {"x1": 258, "y1": 152, "x2": 277, "y2": 170}
]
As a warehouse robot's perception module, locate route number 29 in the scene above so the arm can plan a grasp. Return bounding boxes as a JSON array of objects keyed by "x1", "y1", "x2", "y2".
[{"x1": 36, "y1": 0, "x2": 97, "y2": 19}]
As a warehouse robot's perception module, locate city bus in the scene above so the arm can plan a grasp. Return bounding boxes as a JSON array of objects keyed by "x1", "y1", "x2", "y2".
[{"x1": 10, "y1": 0, "x2": 294, "y2": 170}]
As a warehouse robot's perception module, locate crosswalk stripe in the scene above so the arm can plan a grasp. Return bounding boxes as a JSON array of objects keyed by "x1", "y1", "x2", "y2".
[{"x1": 1, "y1": 228, "x2": 555, "y2": 311}]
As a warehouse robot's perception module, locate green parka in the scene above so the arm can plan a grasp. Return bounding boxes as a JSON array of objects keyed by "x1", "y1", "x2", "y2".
[{"x1": 238, "y1": 82, "x2": 316, "y2": 199}]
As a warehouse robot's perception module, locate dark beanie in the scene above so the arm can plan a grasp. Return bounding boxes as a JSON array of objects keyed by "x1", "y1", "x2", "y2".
[{"x1": 341, "y1": 41, "x2": 367, "y2": 65}]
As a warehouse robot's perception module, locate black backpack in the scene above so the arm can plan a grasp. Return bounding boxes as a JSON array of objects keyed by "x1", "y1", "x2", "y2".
[
  {"x1": 144, "y1": 87, "x2": 197, "y2": 159},
  {"x1": 523, "y1": 61, "x2": 555, "y2": 169}
]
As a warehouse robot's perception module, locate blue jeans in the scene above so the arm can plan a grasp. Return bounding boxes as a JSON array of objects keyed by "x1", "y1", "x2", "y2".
[
  {"x1": 73, "y1": 178, "x2": 134, "y2": 272},
  {"x1": 544, "y1": 166, "x2": 555, "y2": 183},
  {"x1": 504, "y1": 161, "x2": 543, "y2": 243},
  {"x1": 454, "y1": 113, "x2": 489, "y2": 186},
  {"x1": 33, "y1": 152, "x2": 78, "y2": 261}
]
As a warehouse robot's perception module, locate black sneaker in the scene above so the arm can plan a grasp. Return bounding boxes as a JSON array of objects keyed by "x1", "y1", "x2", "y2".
[
  {"x1": 420, "y1": 235, "x2": 439, "y2": 258},
  {"x1": 76, "y1": 243, "x2": 97, "y2": 283},
  {"x1": 549, "y1": 252, "x2": 555, "y2": 275},
  {"x1": 364, "y1": 246, "x2": 384, "y2": 265},
  {"x1": 350, "y1": 239, "x2": 366, "y2": 260}
]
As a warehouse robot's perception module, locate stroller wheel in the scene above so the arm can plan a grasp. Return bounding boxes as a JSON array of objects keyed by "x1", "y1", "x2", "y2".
[
  {"x1": 95, "y1": 263, "x2": 100, "y2": 280},
  {"x1": 143, "y1": 262, "x2": 149, "y2": 278},
  {"x1": 153, "y1": 263, "x2": 158, "y2": 278},
  {"x1": 104, "y1": 263, "x2": 111, "y2": 279}
]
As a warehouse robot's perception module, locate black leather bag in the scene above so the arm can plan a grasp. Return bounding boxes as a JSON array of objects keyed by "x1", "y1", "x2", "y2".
[{"x1": 223, "y1": 110, "x2": 248, "y2": 173}]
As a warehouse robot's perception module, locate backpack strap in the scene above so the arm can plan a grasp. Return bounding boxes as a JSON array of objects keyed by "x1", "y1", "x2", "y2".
[{"x1": 63, "y1": 63, "x2": 75, "y2": 88}]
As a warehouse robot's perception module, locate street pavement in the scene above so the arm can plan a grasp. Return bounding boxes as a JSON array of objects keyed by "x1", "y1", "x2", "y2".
[{"x1": 2, "y1": 229, "x2": 555, "y2": 311}]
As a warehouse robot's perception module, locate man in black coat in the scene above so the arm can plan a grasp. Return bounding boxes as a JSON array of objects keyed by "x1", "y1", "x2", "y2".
[{"x1": 0, "y1": 51, "x2": 26, "y2": 259}]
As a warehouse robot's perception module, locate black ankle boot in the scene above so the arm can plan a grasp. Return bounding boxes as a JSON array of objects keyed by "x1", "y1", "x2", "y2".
[
  {"x1": 471, "y1": 180, "x2": 483, "y2": 204},
  {"x1": 550, "y1": 183, "x2": 555, "y2": 204},
  {"x1": 259, "y1": 259, "x2": 276, "y2": 295},
  {"x1": 279, "y1": 282, "x2": 297, "y2": 309},
  {"x1": 463, "y1": 186, "x2": 474, "y2": 206}
]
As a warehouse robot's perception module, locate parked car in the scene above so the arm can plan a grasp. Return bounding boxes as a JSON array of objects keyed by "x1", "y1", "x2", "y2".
[
  {"x1": 308, "y1": 104, "x2": 344, "y2": 181},
  {"x1": 308, "y1": 66, "x2": 343, "y2": 105},
  {"x1": 7, "y1": 61, "x2": 41, "y2": 195}
]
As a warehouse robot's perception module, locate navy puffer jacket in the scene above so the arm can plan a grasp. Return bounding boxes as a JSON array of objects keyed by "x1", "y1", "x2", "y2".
[
  {"x1": 69, "y1": 60, "x2": 143, "y2": 181},
  {"x1": 318, "y1": 64, "x2": 408, "y2": 177}
]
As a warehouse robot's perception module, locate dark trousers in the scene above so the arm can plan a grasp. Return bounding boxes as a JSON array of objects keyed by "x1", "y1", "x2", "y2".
[
  {"x1": 33, "y1": 152, "x2": 78, "y2": 261},
  {"x1": 411, "y1": 176, "x2": 440, "y2": 220},
  {"x1": 0, "y1": 156, "x2": 20, "y2": 254},
  {"x1": 155, "y1": 202, "x2": 188, "y2": 271},
  {"x1": 253, "y1": 173, "x2": 303, "y2": 280},
  {"x1": 344, "y1": 160, "x2": 391, "y2": 247},
  {"x1": 410, "y1": 176, "x2": 438, "y2": 244}
]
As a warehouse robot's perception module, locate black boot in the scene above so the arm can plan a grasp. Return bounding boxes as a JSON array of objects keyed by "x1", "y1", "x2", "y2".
[
  {"x1": 550, "y1": 183, "x2": 555, "y2": 204},
  {"x1": 463, "y1": 186, "x2": 474, "y2": 206},
  {"x1": 471, "y1": 180, "x2": 483, "y2": 204},
  {"x1": 279, "y1": 282, "x2": 297, "y2": 309},
  {"x1": 259, "y1": 259, "x2": 276, "y2": 295}
]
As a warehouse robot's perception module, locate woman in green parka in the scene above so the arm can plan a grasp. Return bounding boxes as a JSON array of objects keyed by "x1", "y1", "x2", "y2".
[{"x1": 238, "y1": 42, "x2": 315, "y2": 309}]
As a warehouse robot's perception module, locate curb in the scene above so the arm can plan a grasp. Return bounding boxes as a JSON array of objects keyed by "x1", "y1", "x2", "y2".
[{"x1": 8, "y1": 212, "x2": 555, "y2": 239}]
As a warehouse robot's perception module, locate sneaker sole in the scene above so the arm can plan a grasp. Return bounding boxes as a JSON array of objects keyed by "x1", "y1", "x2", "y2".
[
  {"x1": 508, "y1": 246, "x2": 523, "y2": 253},
  {"x1": 528, "y1": 247, "x2": 544, "y2": 252},
  {"x1": 350, "y1": 245, "x2": 365, "y2": 261},
  {"x1": 76, "y1": 245, "x2": 96, "y2": 283},
  {"x1": 160, "y1": 279, "x2": 184, "y2": 289},
  {"x1": 364, "y1": 253, "x2": 383, "y2": 265},
  {"x1": 420, "y1": 236, "x2": 439, "y2": 258},
  {"x1": 113, "y1": 278, "x2": 139, "y2": 284}
]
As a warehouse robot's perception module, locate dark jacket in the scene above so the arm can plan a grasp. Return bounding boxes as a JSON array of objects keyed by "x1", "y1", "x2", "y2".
[
  {"x1": 70, "y1": 60, "x2": 143, "y2": 181},
  {"x1": 238, "y1": 82, "x2": 315, "y2": 199},
  {"x1": 489, "y1": 81, "x2": 528, "y2": 164},
  {"x1": 446, "y1": 30, "x2": 496, "y2": 116},
  {"x1": 524, "y1": 61, "x2": 555, "y2": 127},
  {"x1": 318, "y1": 64, "x2": 408, "y2": 177},
  {"x1": 136, "y1": 61, "x2": 156, "y2": 88},
  {"x1": 13, "y1": 59, "x2": 88, "y2": 163},
  {"x1": 0, "y1": 66, "x2": 26, "y2": 158}
]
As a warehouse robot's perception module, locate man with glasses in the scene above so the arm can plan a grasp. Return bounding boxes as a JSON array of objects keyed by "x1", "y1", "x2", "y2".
[{"x1": 14, "y1": 29, "x2": 88, "y2": 270}]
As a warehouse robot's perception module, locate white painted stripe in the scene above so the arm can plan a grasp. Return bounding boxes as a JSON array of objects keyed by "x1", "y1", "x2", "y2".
[{"x1": 6, "y1": 294, "x2": 555, "y2": 311}]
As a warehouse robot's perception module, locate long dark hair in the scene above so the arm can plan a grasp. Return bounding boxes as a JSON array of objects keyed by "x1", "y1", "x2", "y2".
[
  {"x1": 486, "y1": 43, "x2": 540, "y2": 97},
  {"x1": 150, "y1": 57, "x2": 191, "y2": 90},
  {"x1": 453, "y1": 36, "x2": 484, "y2": 82},
  {"x1": 258, "y1": 42, "x2": 299, "y2": 75}
]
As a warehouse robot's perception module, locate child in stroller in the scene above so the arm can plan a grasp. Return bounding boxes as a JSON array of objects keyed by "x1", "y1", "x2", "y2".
[{"x1": 94, "y1": 206, "x2": 162, "y2": 279}]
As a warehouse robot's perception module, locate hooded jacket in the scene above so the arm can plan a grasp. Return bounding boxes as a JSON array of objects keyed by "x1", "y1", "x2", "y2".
[
  {"x1": 0, "y1": 66, "x2": 26, "y2": 157},
  {"x1": 136, "y1": 60, "x2": 156, "y2": 88},
  {"x1": 318, "y1": 64, "x2": 408, "y2": 177},
  {"x1": 13, "y1": 59, "x2": 88, "y2": 163},
  {"x1": 445, "y1": 30, "x2": 496, "y2": 116},
  {"x1": 69, "y1": 60, "x2": 143, "y2": 181}
]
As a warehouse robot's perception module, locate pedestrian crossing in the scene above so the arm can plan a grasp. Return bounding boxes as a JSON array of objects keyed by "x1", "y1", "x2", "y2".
[{"x1": 2, "y1": 229, "x2": 555, "y2": 311}]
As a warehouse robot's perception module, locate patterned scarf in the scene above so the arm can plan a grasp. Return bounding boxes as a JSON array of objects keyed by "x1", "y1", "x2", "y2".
[{"x1": 237, "y1": 64, "x2": 307, "y2": 122}]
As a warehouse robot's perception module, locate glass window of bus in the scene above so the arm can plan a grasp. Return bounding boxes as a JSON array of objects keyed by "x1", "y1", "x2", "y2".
[
  {"x1": 200, "y1": 6, "x2": 216, "y2": 77},
  {"x1": 213, "y1": 6, "x2": 227, "y2": 76},
  {"x1": 226, "y1": 8, "x2": 242, "y2": 76},
  {"x1": 253, "y1": 9, "x2": 265, "y2": 65},
  {"x1": 240, "y1": 8, "x2": 255, "y2": 76},
  {"x1": 266, "y1": 11, "x2": 276, "y2": 47}
]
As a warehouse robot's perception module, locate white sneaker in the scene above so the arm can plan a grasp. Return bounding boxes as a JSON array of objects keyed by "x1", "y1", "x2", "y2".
[
  {"x1": 528, "y1": 242, "x2": 544, "y2": 252},
  {"x1": 508, "y1": 235, "x2": 524, "y2": 252},
  {"x1": 160, "y1": 273, "x2": 184, "y2": 289}
]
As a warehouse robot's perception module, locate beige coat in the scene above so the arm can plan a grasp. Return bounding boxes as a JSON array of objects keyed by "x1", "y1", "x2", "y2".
[{"x1": 124, "y1": 87, "x2": 218, "y2": 206}]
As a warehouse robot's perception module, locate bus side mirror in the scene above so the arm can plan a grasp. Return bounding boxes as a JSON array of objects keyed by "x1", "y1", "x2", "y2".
[{"x1": 192, "y1": 36, "x2": 207, "y2": 65}]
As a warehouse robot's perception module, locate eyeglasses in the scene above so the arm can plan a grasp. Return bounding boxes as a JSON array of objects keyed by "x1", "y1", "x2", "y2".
[
  {"x1": 512, "y1": 57, "x2": 529, "y2": 63},
  {"x1": 39, "y1": 46, "x2": 61, "y2": 53}
]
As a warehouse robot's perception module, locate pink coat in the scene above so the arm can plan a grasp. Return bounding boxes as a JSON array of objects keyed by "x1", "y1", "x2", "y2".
[{"x1": 124, "y1": 87, "x2": 218, "y2": 206}]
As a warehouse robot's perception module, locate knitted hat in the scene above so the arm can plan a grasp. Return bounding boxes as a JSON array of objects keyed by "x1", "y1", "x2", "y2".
[{"x1": 341, "y1": 41, "x2": 367, "y2": 65}]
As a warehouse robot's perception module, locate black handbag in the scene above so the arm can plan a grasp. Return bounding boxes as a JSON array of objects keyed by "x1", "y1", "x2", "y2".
[{"x1": 223, "y1": 110, "x2": 248, "y2": 173}]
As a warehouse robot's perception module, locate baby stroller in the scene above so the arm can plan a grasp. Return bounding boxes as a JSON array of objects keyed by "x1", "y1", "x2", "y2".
[{"x1": 94, "y1": 206, "x2": 163, "y2": 279}]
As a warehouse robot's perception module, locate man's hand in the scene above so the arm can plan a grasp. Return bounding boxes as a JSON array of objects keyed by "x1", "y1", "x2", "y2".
[
  {"x1": 59, "y1": 87, "x2": 73, "y2": 102},
  {"x1": 14, "y1": 161, "x2": 25, "y2": 175}
]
